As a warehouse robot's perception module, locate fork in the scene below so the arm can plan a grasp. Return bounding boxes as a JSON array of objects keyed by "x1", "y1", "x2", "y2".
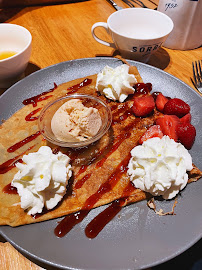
[
  {"x1": 122, "y1": 0, "x2": 147, "y2": 8},
  {"x1": 192, "y1": 60, "x2": 202, "y2": 93},
  {"x1": 107, "y1": 0, "x2": 123, "y2": 10},
  {"x1": 122, "y1": 0, "x2": 158, "y2": 9}
]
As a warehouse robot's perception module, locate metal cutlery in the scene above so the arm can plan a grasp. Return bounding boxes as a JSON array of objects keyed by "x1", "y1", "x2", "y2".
[
  {"x1": 106, "y1": 0, "x2": 123, "y2": 10},
  {"x1": 107, "y1": 0, "x2": 158, "y2": 10},
  {"x1": 122, "y1": 0, "x2": 148, "y2": 8},
  {"x1": 192, "y1": 60, "x2": 202, "y2": 93}
]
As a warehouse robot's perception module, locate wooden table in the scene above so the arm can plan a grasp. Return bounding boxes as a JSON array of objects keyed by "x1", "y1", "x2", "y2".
[{"x1": 0, "y1": 0, "x2": 202, "y2": 269}]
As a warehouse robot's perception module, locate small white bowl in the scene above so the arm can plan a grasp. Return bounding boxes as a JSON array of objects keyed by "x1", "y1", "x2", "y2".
[
  {"x1": 38, "y1": 94, "x2": 112, "y2": 148},
  {"x1": 0, "y1": 23, "x2": 32, "y2": 88}
]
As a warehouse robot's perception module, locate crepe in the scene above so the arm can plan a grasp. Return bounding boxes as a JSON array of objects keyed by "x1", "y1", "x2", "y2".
[{"x1": 0, "y1": 65, "x2": 201, "y2": 227}]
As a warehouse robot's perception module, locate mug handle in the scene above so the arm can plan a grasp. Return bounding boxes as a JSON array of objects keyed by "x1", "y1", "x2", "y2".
[{"x1": 91, "y1": 22, "x2": 116, "y2": 48}]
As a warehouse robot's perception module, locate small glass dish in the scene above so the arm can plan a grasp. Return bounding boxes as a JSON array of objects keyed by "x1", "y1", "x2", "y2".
[{"x1": 38, "y1": 94, "x2": 112, "y2": 148}]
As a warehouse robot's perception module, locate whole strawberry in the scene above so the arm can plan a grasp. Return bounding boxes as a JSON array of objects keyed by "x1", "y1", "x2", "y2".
[
  {"x1": 177, "y1": 123, "x2": 196, "y2": 150},
  {"x1": 163, "y1": 98, "x2": 190, "y2": 118}
]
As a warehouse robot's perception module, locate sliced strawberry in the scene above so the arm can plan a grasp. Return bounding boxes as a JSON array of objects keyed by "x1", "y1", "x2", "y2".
[
  {"x1": 139, "y1": 125, "x2": 163, "y2": 144},
  {"x1": 156, "y1": 115, "x2": 180, "y2": 141},
  {"x1": 132, "y1": 95, "x2": 155, "y2": 117},
  {"x1": 163, "y1": 98, "x2": 190, "y2": 117},
  {"x1": 180, "y1": 113, "x2": 191, "y2": 124},
  {"x1": 177, "y1": 123, "x2": 196, "y2": 149},
  {"x1": 155, "y1": 93, "x2": 168, "y2": 112}
]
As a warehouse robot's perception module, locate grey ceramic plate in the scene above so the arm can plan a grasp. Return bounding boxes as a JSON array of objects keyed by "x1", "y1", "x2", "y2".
[{"x1": 0, "y1": 58, "x2": 202, "y2": 270}]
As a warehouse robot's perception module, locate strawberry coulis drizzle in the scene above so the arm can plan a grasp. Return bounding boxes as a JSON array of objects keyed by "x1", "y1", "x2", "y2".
[
  {"x1": 96, "y1": 119, "x2": 139, "y2": 168},
  {"x1": 22, "y1": 83, "x2": 57, "y2": 107},
  {"x1": 74, "y1": 117, "x2": 140, "y2": 190},
  {"x1": 85, "y1": 198, "x2": 126, "y2": 239},
  {"x1": 25, "y1": 108, "x2": 42, "y2": 121},
  {"x1": 7, "y1": 131, "x2": 41, "y2": 153},
  {"x1": 54, "y1": 153, "x2": 132, "y2": 238},
  {"x1": 85, "y1": 182, "x2": 136, "y2": 239},
  {"x1": 2, "y1": 145, "x2": 36, "y2": 195},
  {"x1": 0, "y1": 157, "x2": 23, "y2": 175},
  {"x1": 74, "y1": 173, "x2": 91, "y2": 190},
  {"x1": 3, "y1": 183, "x2": 18, "y2": 194},
  {"x1": 66, "y1": 78, "x2": 92, "y2": 95},
  {"x1": 1, "y1": 145, "x2": 36, "y2": 176}
]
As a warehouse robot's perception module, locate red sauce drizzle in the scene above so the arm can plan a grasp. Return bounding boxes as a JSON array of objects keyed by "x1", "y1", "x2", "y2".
[
  {"x1": 84, "y1": 182, "x2": 136, "y2": 238},
  {"x1": 112, "y1": 103, "x2": 128, "y2": 117},
  {"x1": 85, "y1": 198, "x2": 125, "y2": 239},
  {"x1": 25, "y1": 108, "x2": 42, "y2": 121},
  {"x1": 74, "y1": 146, "x2": 110, "y2": 189},
  {"x1": 110, "y1": 104, "x2": 118, "y2": 111},
  {"x1": 74, "y1": 119, "x2": 139, "y2": 189},
  {"x1": 74, "y1": 143, "x2": 109, "y2": 183},
  {"x1": 134, "y1": 83, "x2": 152, "y2": 96},
  {"x1": 54, "y1": 210, "x2": 89, "y2": 237},
  {"x1": 114, "y1": 110, "x2": 132, "y2": 124},
  {"x1": 0, "y1": 145, "x2": 35, "y2": 175},
  {"x1": 76, "y1": 164, "x2": 88, "y2": 177},
  {"x1": 74, "y1": 173, "x2": 91, "y2": 189},
  {"x1": 85, "y1": 154, "x2": 130, "y2": 210},
  {"x1": 0, "y1": 157, "x2": 23, "y2": 174},
  {"x1": 52, "y1": 147, "x2": 60, "y2": 154},
  {"x1": 66, "y1": 78, "x2": 92, "y2": 95},
  {"x1": 2, "y1": 183, "x2": 18, "y2": 194},
  {"x1": 96, "y1": 120, "x2": 138, "y2": 168},
  {"x1": 82, "y1": 98, "x2": 99, "y2": 107},
  {"x1": 22, "y1": 83, "x2": 57, "y2": 107},
  {"x1": 112, "y1": 104, "x2": 132, "y2": 125},
  {"x1": 54, "y1": 154, "x2": 131, "y2": 238},
  {"x1": 74, "y1": 141, "x2": 113, "y2": 186},
  {"x1": 7, "y1": 131, "x2": 41, "y2": 153}
]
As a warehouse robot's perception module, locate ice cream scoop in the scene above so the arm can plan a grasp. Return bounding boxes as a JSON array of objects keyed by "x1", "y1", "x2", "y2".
[{"x1": 51, "y1": 99, "x2": 102, "y2": 142}]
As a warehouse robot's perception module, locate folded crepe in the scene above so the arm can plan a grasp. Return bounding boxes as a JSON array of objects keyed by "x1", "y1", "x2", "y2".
[{"x1": 0, "y1": 65, "x2": 201, "y2": 227}]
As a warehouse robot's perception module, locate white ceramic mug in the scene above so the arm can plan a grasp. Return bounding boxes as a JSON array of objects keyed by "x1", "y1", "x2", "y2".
[
  {"x1": 91, "y1": 8, "x2": 173, "y2": 62},
  {"x1": 0, "y1": 23, "x2": 32, "y2": 88}
]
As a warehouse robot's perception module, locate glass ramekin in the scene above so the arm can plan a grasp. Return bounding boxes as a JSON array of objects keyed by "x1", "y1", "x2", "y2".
[{"x1": 38, "y1": 94, "x2": 112, "y2": 148}]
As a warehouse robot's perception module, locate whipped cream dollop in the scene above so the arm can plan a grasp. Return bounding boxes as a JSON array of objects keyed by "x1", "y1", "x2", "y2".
[
  {"x1": 12, "y1": 146, "x2": 72, "y2": 215},
  {"x1": 127, "y1": 136, "x2": 193, "y2": 200},
  {"x1": 96, "y1": 64, "x2": 137, "y2": 102}
]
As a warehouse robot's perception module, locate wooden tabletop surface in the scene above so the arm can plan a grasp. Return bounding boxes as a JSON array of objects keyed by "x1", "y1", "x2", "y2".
[{"x1": 0, "y1": 0, "x2": 202, "y2": 269}]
